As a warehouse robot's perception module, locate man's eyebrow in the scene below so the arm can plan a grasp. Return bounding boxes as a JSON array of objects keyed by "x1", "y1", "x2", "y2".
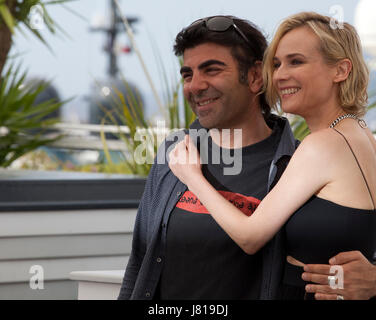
[
  {"x1": 180, "y1": 59, "x2": 226, "y2": 75},
  {"x1": 198, "y1": 59, "x2": 226, "y2": 69},
  {"x1": 180, "y1": 66, "x2": 192, "y2": 75}
]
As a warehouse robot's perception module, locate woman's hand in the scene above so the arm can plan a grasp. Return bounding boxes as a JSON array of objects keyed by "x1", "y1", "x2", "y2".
[{"x1": 168, "y1": 135, "x2": 203, "y2": 186}]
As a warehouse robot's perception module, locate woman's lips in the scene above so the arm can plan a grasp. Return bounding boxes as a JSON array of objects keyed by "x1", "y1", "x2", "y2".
[{"x1": 279, "y1": 87, "x2": 301, "y2": 98}]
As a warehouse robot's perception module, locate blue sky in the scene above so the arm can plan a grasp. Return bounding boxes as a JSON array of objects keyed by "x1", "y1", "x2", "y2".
[{"x1": 9, "y1": 0, "x2": 365, "y2": 122}]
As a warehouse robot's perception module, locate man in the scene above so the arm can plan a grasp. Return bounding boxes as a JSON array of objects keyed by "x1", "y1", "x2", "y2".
[{"x1": 118, "y1": 15, "x2": 376, "y2": 300}]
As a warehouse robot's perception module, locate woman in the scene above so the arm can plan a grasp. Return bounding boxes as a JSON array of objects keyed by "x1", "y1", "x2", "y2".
[{"x1": 168, "y1": 12, "x2": 376, "y2": 300}]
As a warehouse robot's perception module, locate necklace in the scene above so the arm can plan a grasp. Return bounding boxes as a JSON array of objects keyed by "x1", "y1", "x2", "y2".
[{"x1": 329, "y1": 113, "x2": 367, "y2": 129}]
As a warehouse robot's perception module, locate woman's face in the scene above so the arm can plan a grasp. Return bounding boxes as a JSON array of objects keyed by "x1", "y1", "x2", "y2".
[{"x1": 272, "y1": 26, "x2": 338, "y2": 117}]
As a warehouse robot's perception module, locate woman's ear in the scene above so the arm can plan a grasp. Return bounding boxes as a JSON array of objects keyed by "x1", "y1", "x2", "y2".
[
  {"x1": 333, "y1": 58, "x2": 352, "y2": 83},
  {"x1": 248, "y1": 61, "x2": 264, "y2": 93}
]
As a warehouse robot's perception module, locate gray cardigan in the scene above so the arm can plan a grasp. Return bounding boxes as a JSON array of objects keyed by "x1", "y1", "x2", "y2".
[{"x1": 118, "y1": 115, "x2": 298, "y2": 300}]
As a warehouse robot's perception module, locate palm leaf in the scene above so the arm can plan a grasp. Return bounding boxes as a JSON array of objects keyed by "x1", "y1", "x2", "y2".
[
  {"x1": 0, "y1": 4, "x2": 15, "y2": 33},
  {"x1": 0, "y1": 63, "x2": 65, "y2": 167}
]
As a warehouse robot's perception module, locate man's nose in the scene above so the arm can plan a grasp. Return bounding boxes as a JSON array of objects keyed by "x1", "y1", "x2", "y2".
[{"x1": 188, "y1": 73, "x2": 209, "y2": 95}]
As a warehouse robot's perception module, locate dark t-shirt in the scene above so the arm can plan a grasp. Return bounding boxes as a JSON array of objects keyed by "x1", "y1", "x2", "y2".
[{"x1": 159, "y1": 122, "x2": 281, "y2": 299}]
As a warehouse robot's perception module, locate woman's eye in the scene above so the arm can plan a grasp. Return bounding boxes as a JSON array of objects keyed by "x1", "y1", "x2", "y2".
[
  {"x1": 273, "y1": 62, "x2": 280, "y2": 69},
  {"x1": 291, "y1": 59, "x2": 303, "y2": 65}
]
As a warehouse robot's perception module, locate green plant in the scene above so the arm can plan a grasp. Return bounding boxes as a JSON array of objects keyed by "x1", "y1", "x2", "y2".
[
  {"x1": 0, "y1": 64, "x2": 64, "y2": 167},
  {"x1": 99, "y1": 79, "x2": 151, "y2": 176},
  {"x1": 11, "y1": 148, "x2": 134, "y2": 174},
  {"x1": 289, "y1": 114, "x2": 311, "y2": 141},
  {"x1": 98, "y1": 72, "x2": 195, "y2": 177},
  {"x1": 92, "y1": 8, "x2": 196, "y2": 177},
  {"x1": 0, "y1": 0, "x2": 74, "y2": 75},
  {"x1": 95, "y1": 34, "x2": 196, "y2": 176},
  {"x1": 96, "y1": 67, "x2": 196, "y2": 177},
  {"x1": 0, "y1": 0, "x2": 74, "y2": 168}
]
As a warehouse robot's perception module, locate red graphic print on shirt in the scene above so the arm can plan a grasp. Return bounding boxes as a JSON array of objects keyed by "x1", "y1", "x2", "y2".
[{"x1": 176, "y1": 190, "x2": 261, "y2": 216}]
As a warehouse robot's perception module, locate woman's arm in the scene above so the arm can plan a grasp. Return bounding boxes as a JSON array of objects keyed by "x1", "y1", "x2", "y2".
[{"x1": 169, "y1": 133, "x2": 333, "y2": 254}]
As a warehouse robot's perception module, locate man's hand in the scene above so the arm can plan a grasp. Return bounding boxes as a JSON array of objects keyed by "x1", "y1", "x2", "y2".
[{"x1": 302, "y1": 251, "x2": 376, "y2": 300}]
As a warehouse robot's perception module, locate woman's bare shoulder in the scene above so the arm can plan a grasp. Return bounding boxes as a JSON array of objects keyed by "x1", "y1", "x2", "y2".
[{"x1": 296, "y1": 128, "x2": 345, "y2": 160}]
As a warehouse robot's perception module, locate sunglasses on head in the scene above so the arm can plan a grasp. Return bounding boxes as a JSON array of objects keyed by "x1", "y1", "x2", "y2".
[{"x1": 187, "y1": 16, "x2": 251, "y2": 46}]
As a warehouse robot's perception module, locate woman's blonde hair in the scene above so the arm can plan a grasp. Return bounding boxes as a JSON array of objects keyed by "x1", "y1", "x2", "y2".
[{"x1": 263, "y1": 12, "x2": 369, "y2": 116}]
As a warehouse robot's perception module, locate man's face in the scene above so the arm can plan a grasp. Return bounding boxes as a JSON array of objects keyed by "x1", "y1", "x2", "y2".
[{"x1": 181, "y1": 43, "x2": 254, "y2": 129}]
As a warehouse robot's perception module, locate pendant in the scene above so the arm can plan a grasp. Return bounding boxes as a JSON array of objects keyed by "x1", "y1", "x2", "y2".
[{"x1": 358, "y1": 119, "x2": 367, "y2": 129}]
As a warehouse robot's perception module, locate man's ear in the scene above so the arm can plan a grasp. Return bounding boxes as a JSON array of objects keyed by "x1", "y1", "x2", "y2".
[
  {"x1": 248, "y1": 61, "x2": 264, "y2": 93},
  {"x1": 333, "y1": 58, "x2": 352, "y2": 83}
]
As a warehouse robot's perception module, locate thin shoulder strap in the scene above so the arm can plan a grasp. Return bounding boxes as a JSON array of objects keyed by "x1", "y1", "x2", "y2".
[{"x1": 332, "y1": 128, "x2": 375, "y2": 210}]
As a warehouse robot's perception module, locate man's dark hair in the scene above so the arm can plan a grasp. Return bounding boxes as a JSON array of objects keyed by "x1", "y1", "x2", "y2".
[{"x1": 174, "y1": 15, "x2": 270, "y2": 120}]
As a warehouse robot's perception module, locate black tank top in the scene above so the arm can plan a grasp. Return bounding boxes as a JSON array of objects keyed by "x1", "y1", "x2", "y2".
[{"x1": 283, "y1": 128, "x2": 376, "y2": 287}]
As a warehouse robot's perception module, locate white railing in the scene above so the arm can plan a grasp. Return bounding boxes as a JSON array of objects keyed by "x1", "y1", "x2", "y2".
[
  {"x1": 52, "y1": 123, "x2": 131, "y2": 135},
  {"x1": 47, "y1": 123, "x2": 128, "y2": 151},
  {"x1": 49, "y1": 122, "x2": 175, "y2": 151}
]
